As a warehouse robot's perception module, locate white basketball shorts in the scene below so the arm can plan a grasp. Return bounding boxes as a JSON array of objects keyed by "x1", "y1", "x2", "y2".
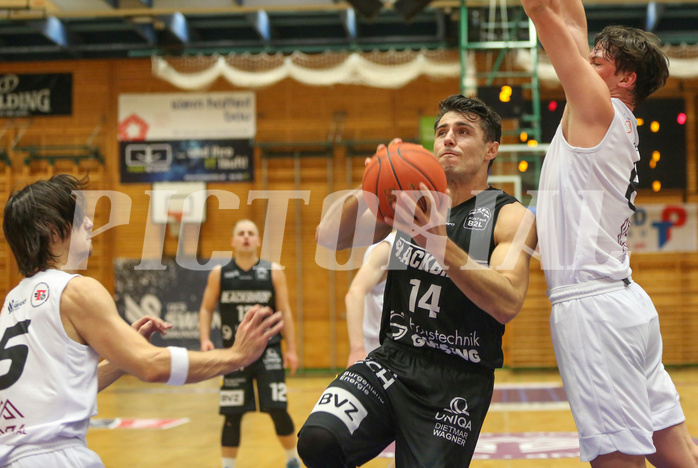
[
  {"x1": 5, "y1": 444, "x2": 104, "y2": 468},
  {"x1": 548, "y1": 277, "x2": 685, "y2": 462}
]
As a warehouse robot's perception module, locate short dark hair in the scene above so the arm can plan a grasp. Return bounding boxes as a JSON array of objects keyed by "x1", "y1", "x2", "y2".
[
  {"x1": 3, "y1": 174, "x2": 87, "y2": 276},
  {"x1": 434, "y1": 94, "x2": 502, "y2": 169},
  {"x1": 434, "y1": 94, "x2": 502, "y2": 144},
  {"x1": 594, "y1": 25, "x2": 669, "y2": 107}
]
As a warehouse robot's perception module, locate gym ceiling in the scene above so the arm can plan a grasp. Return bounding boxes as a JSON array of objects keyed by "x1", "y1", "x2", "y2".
[{"x1": 0, "y1": 0, "x2": 696, "y2": 63}]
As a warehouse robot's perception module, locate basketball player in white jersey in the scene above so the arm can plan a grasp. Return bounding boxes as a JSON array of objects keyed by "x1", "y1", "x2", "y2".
[
  {"x1": 522, "y1": 0, "x2": 698, "y2": 466},
  {"x1": 345, "y1": 231, "x2": 396, "y2": 367},
  {"x1": 0, "y1": 174, "x2": 283, "y2": 468},
  {"x1": 345, "y1": 232, "x2": 397, "y2": 468}
]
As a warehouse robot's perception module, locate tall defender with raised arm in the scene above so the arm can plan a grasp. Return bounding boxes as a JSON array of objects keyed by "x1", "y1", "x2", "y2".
[{"x1": 521, "y1": 0, "x2": 698, "y2": 465}]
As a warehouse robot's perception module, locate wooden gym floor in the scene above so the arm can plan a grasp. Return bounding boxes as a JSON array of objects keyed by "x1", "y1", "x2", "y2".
[{"x1": 88, "y1": 367, "x2": 698, "y2": 468}]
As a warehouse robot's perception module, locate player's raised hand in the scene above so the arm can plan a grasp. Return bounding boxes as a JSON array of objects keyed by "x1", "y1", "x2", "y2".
[
  {"x1": 370, "y1": 138, "x2": 404, "y2": 167},
  {"x1": 230, "y1": 305, "x2": 284, "y2": 368},
  {"x1": 131, "y1": 315, "x2": 172, "y2": 341}
]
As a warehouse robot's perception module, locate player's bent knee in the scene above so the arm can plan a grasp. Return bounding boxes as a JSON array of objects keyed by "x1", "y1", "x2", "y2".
[
  {"x1": 221, "y1": 414, "x2": 243, "y2": 447},
  {"x1": 297, "y1": 426, "x2": 346, "y2": 468},
  {"x1": 266, "y1": 409, "x2": 295, "y2": 436}
]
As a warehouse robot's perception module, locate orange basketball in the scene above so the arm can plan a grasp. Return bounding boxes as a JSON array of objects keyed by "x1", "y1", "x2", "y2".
[{"x1": 362, "y1": 142, "x2": 447, "y2": 224}]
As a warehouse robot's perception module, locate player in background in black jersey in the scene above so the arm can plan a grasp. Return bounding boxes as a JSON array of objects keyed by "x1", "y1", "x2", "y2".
[
  {"x1": 199, "y1": 219, "x2": 300, "y2": 468},
  {"x1": 297, "y1": 94, "x2": 538, "y2": 468}
]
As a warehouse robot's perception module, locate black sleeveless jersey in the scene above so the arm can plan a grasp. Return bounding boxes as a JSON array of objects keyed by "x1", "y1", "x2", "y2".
[
  {"x1": 219, "y1": 258, "x2": 279, "y2": 348},
  {"x1": 379, "y1": 187, "x2": 519, "y2": 370}
]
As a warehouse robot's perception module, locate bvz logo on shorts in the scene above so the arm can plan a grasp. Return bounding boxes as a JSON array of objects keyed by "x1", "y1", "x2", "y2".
[
  {"x1": 310, "y1": 388, "x2": 368, "y2": 435},
  {"x1": 463, "y1": 207, "x2": 491, "y2": 231}
]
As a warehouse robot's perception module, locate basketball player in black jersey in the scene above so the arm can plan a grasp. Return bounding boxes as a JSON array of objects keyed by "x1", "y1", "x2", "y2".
[
  {"x1": 297, "y1": 95, "x2": 538, "y2": 467},
  {"x1": 199, "y1": 219, "x2": 300, "y2": 468}
]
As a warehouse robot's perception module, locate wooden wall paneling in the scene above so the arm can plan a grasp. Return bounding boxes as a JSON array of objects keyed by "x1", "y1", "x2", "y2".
[
  {"x1": 506, "y1": 262, "x2": 557, "y2": 368},
  {"x1": 631, "y1": 254, "x2": 685, "y2": 364},
  {"x1": 0, "y1": 160, "x2": 13, "y2": 297}
]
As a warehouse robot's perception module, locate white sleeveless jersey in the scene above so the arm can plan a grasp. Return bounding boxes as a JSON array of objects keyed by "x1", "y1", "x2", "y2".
[
  {"x1": 0, "y1": 269, "x2": 100, "y2": 465},
  {"x1": 537, "y1": 99, "x2": 638, "y2": 289},
  {"x1": 362, "y1": 232, "x2": 396, "y2": 353}
]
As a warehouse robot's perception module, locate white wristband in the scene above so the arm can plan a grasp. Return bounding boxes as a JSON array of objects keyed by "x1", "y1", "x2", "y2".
[{"x1": 166, "y1": 346, "x2": 189, "y2": 386}]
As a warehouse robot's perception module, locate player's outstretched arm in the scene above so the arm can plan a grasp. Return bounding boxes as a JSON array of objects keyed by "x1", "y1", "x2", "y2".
[
  {"x1": 97, "y1": 315, "x2": 172, "y2": 391},
  {"x1": 521, "y1": 0, "x2": 614, "y2": 146},
  {"x1": 62, "y1": 277, "x2": 283, "y2": 384},
  {"x1": 219, "y1": 304, "x2": 285, "y2": 374},
  {"x1": 345, "y1": 240, "x2": 390, "y2": 367},
  {"x1": 199, "y1": 265, "x2": 222, "y2": 352},
  {"x1": 316, "y1": 140, "x2": 398, "y2": 251},
  {"x1": 316, "y1": 187, "x2": 391, "y2": 251},
  {"x1": 271, "y1": 265, "x2": 298, "y2": 375}
]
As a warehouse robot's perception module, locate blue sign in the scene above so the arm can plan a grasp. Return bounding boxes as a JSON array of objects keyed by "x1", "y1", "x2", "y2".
[{"x1": 119, "y1": 138, "x2": 254, "y2": 183}]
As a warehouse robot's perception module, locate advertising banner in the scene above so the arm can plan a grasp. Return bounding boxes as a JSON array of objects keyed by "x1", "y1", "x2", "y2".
[
  {"x1": 0, "y1": 73, "x2": 72, "y2": 117},
  {"x1": 118, "y1": 92, "x2": 255, "y2": 183},
  {"x1": 628, "y1": 203, "x2": 697, "y2": 253}
]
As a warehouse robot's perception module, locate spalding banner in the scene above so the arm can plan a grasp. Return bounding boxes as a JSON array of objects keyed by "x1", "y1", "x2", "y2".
[
  {"x1": 0, "y1": 73, "x2": 72, "y2": 117},
  {"x1": 114, "y1": 258, "x2": 223, "y2": 350}
]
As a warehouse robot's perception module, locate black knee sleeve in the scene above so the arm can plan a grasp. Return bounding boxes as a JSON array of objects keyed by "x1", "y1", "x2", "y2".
[
  {"x1": 266, "y1": 409, "x2": 295, "y2": 436},
  {"x1": 297, "y1": 426, "x2": 348, "y2": 468},
  {"x1": 221, "y1": 413, "x2": 243, "y2": 447}
]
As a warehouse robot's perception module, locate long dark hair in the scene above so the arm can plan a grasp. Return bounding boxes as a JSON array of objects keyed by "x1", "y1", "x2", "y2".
[{"x1": 3, "y1": 174, "x2": 87, "y2": 276}]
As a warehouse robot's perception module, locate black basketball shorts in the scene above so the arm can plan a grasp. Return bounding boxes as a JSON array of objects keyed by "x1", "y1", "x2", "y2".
[
  {"x1": 300, "y1": 340, "x2": 495, "y2": 467},
  {"x1": 219, "y1": 343, "x2": 288, "y2": 415}
]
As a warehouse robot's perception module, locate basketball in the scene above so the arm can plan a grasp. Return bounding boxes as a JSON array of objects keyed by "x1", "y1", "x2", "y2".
[{"x1": 362, "y1": 142, "x2": 447, "y2": 223}]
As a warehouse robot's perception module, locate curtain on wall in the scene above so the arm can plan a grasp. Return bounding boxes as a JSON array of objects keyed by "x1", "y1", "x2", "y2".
[
  {"x1": 152, "y1": 45, "x2": 698, "y2": 91},
  {"x1": 151, "y1": 49, "x2": 473, "y2": 90}
]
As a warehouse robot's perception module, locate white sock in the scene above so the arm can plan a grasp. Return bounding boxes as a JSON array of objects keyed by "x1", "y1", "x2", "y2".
[
  {"x1": 222, "y1": 457, "x2": 236, "y2": 468},
  {"x1": 285, "y1": 447, "x2": 298, "y2": 461}
]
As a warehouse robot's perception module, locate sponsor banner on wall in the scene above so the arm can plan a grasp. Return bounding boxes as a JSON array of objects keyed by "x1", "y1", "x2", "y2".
[
  {"x1": 119, "y1": 138, "x2": 253, "y2": 183},
  {"x1": 0, "y1": 73, "x2": 72, "y2": 117},
  {"x1": 117, "y1": 92, "x2": 255, "y2": 183},
  {"x1": 114, "y1": 258, "x2": 223, "y2": 350},
  {"x1": 628, "y1": 203, "x2": 697, "y2": 253}
]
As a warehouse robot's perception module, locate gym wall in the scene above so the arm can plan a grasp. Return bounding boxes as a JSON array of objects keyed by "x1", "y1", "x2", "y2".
[{"x1": 0, "y1": 57, "x2": 696, "y2": 369}]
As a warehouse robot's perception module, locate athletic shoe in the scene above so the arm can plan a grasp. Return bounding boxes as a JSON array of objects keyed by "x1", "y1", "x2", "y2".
[{"x1": 286, "y1": 459, "x2": 301, "y2": 468}]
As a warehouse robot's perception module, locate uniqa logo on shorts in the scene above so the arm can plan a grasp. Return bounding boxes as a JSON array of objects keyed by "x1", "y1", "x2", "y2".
[
  {"x1": 435, "y1": 397, "x2": 472, "y2": 430},
  {"x1": 432, "y1": 397, "x2": 472, "y2": 447}
]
